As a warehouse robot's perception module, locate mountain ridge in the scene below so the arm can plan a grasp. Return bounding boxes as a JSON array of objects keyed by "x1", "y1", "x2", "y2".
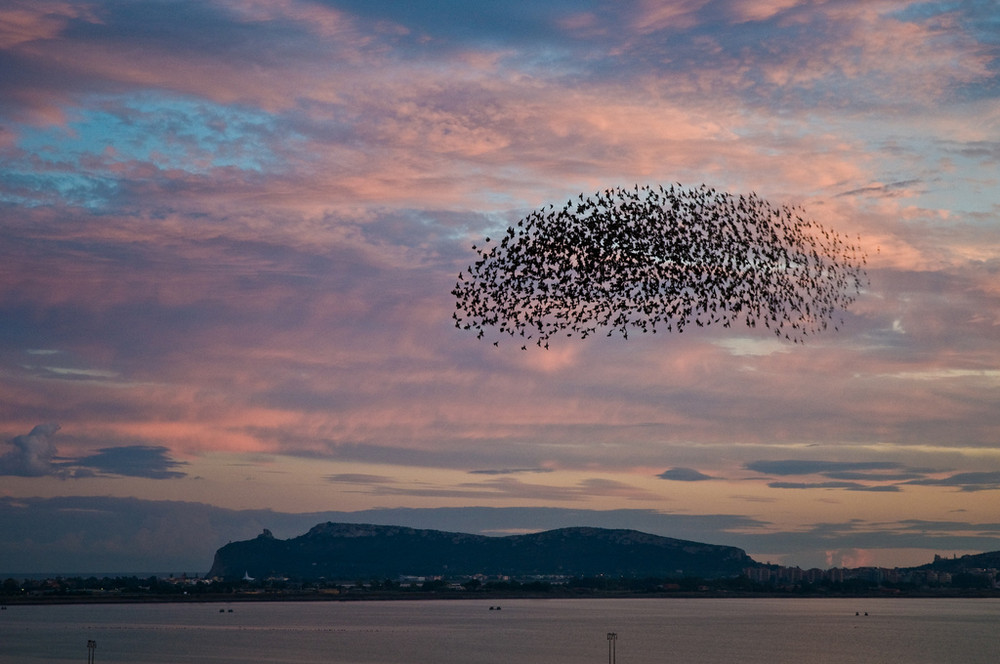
[{"x1": 207, "y1": 522, "x2": 758, "y2": 581}]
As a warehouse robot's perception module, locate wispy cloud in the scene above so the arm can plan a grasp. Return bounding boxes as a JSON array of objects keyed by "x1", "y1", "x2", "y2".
[
  {"x1": 768, "y1": 481, "x2": 902, "y2": 492},
  {"x1": 743, "y1": 459, "x2": 950, "y2": 492},
  {"x1": 745, "y1": 460, "x2": 906, "y2": 476},
  {"x1": 468, "y1": 468, "x2": 554, "y2": 475},
  {"x1": 836, "y1": 180, "x2": 924, "y2": 199},
  {"x1": 906, "y1": 472, "x2": 1000, "y2": 492},
  {"x1": 324, "y1": 473, "x2": 395, "y2": 484}
]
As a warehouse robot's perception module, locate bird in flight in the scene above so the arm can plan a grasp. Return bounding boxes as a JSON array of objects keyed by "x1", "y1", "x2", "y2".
[{"x1": 452, "y1": 184, "x2": 869, "y2": 348}]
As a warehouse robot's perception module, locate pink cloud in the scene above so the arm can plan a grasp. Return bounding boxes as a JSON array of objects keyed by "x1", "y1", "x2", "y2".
[
  {"x1": 827, "y1": 547, "x2": 878, "y2": 569},
  {"x1": 723, "y1": 0, "x2": 802, "y2": 23},
  {"x1": 631, "y1": 0, "x2": 711, "y2": 33},
  {"x1": 0, "y1": 1, "x2": 100, "y2": 49},
  {"x1": 750, "y1": 3, "x2": 992, "y2": 105}
]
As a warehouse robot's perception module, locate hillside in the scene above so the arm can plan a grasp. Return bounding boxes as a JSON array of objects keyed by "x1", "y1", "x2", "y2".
[
  {"x1": 207, "y1": 523, "x2": 757, "y2": 581},
  {"x1": 920, "y1": 550, "x2": 1000, "y2": 573}
]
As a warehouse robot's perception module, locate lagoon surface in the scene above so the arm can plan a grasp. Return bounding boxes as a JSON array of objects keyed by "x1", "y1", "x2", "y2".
[{"x1": 3, "y1": 597, "x2": 999, "y2": 663}]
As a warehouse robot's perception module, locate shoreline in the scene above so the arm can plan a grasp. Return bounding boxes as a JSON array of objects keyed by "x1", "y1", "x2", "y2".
[{"x1": 6, "y1": 588, "x2": 1000, "y2": 606}]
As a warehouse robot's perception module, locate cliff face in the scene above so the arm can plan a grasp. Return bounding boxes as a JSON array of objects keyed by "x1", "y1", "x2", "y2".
[{"x1": 207, "y1": 523, "x2": 757, "y2": 581}]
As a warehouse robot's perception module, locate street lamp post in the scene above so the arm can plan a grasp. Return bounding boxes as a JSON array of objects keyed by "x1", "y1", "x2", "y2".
[{"x1": 607, "y1": 632, "x2": 617, "y2": 664}]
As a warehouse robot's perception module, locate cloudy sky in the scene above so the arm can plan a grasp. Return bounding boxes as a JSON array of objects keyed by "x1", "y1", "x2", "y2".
[{"x1": 1, "y1": 0, "x2": 999, "y2": 574}]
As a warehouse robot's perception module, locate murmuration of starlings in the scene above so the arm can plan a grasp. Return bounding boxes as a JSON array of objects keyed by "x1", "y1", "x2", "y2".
[{"x1": 452, "y1": 184, "x2": 869, "y2": 349}]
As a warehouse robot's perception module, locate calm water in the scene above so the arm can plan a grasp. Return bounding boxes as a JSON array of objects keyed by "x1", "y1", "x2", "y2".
[{"x1": 2, "y1": 597, "x2": 998, "y2": 663}]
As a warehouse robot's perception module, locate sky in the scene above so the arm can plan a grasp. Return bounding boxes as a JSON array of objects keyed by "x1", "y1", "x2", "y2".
[{"x1": 1, "y1": 0, "x2": 999, "y2": 575}]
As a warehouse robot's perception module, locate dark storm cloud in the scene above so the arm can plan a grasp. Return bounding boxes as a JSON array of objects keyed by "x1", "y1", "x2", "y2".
[
  {"x1": 1, "y1": 425, "x2": 187, "y2": 479},
  {"x1": 73, "y1": 445, "x2": 188, "y2": 479},
  {"x1": 657, "y1": 467, "x2": 713, "y2": 481}
]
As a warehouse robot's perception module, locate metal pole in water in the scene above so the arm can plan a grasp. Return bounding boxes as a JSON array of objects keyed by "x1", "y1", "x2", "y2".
[
  {"x1": 607, "y1": 632, "x2": 617, "y2": 664},
  {"x1": 87, "y1": 639, "x2": 96, "y2": 664}
]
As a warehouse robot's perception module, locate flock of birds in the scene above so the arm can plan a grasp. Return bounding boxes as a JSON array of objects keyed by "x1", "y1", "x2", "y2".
[{"x1": 452, "y1": 184, "x2": 869, "y2": 348}]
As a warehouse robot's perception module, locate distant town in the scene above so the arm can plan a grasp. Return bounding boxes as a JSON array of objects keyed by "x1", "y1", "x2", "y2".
[
  {"x1": 741, "y1": 555, "x2": 999, "y2": 593},
  {"x1": 4, "y1": 555, "x2": 999, "y2": 603}
]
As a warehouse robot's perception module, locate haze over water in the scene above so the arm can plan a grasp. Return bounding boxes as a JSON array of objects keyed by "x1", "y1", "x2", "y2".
[{"x1": 4, "y1": 598, "x2": 999, "y2": 663}]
